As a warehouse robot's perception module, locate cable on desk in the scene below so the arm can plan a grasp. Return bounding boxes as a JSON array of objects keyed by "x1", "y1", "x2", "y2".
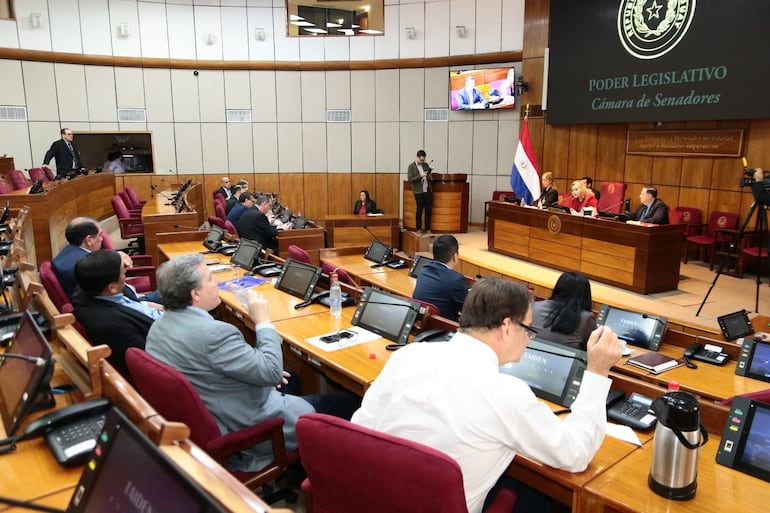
[{"x1": 0, "y1": 495, "x2": 67, "y2": 513}]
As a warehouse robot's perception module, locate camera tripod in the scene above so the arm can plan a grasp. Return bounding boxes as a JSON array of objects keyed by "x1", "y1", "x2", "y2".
[{"x1": 697, "y1": 200, "x2": 767, "y2": 316}]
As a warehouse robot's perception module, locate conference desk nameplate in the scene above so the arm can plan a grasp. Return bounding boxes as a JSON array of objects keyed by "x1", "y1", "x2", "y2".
[{"x1": 487, "y1": 203, "x2": 683, "y2": 294}]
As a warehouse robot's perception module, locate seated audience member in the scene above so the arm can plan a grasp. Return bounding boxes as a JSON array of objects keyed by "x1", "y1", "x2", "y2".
[
  {"x1": 352, "y1": 277, "x2": 621, "y2": 513},
  {"x1": 52, "y1": 217, "x2": 103, "y2": 298},
  {"x1": 224, "y1": 185, "x2": 242, "y2": 215},
  {"x1": 236, "y1": 193, "x2": 291, "y2": 254},
  {"x1": 216, "y1": 176, "x2": 233, "y2": 199},
  {"x1": 145, "y1": 254, "x2": 359, "y2": 473},
  {"x1": 353, "y1": 189, "x2": 377, "y2": 215},
  {"x1": 533, "y1": 172, "x2": 559, "y2": 208},
  {"x1": 582, "y1": 176, "x2": 600, "y2": 201},
  {"x1": 531, "y1": 272, "x2": 596, "y2": 351},
  {"x1": 569, "y1": 180, "x2": 599, "y2": 217},
  {"x1": 456, "y1": 75, "x2": 487, "y2": 110},
  {"x1": 53, "y1": 217, "x2": 163, "y2": 303},
  {"x1": 626, "y1": 186, "x2": 669, "y2": 225},
  {"x1": 226, "y1": 192, "x2": 253, "y2": 225},
  {"x1": 412, "y1": 234, "x2": 468, "y2": 322},
  {"x1": 73, "y1": 250, "x2": 162, "y2": 376},
  {"x1": 103, "y1": 151, "x2": 127, "y2": 173}
]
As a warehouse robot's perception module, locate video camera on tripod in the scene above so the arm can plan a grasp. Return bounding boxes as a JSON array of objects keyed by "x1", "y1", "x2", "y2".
[{"x1": 740, "y1": 157, "x2": 770, "y2": 189}]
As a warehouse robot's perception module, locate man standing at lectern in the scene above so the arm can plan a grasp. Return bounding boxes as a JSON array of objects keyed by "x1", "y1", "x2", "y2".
[
  {"x1": 43, "y1": 128, "x2": 81, "y2": 175},
  {"x1": 407, "y1": 149, "x2": 433, "y2": 236}
]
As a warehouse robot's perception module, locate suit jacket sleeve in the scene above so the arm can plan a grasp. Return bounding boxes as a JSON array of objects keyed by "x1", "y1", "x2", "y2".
[
  {"x1": 207, "y1": 323, "x2": 284, "y2": 387},
  {"x1": 43, "y1": 141, "x2": 58, "y2": 166},
  {"x1": 647, "y1": 201, "x2": 669, "y2": 224}
]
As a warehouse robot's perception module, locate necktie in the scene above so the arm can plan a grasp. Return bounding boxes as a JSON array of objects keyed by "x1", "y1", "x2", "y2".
[
  {"x1": 66, "y1": 142, "x2": 77, "y2": 167},
  {"x1": 643, "y1": 204, "x2": 651, "y2": 219}
]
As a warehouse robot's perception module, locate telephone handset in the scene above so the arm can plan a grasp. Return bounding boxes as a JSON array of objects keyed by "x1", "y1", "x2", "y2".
[
  {"x1": 412, "y1": 329, "x2": 454, "y2": 343},
  {"x1": 23, "y1": 398, "x2": 110, "y2": 467},
  {"x1": 251, "y1": 262, "x2": 283, "y2": 277},
  {"x1": 683, "y1": 342, "x2": 729, "y2": 368}
]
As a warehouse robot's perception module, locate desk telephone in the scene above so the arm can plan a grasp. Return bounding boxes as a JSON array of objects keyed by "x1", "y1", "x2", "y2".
[
  {"x1": 23, "y1": 398, "x2": 110, "y2": 467},
  {"x1": 683, "y1": 343, "x2": 729, "y2": 368},
  {"x1": 251, "y1": 262, "x2": 283, "y2": 277},
  {"x1": 606, "y1": 390, "x2": 657, "y2": 430}
]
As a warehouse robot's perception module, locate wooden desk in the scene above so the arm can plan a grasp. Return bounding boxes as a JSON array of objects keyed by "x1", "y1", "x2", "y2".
[
  {"x1": 403, "y1": 173, "x2": 469, "y2": 233},
  {"x1": 323, "y1": 214, "x2": 401, "y2": 249},
  {"x1": 141, "y1": 195, "x2": 201, "y2": 266},
  {"x1": 274, "y1": 310, "x2": 392, "y2": 396},
  {"x1": 487, "y1": 203, "x2": 683, "y2": 294},
  {"x1": 1, "y1": 172, "x2": 116, "y2": 263},
  {"x1": 580, "y1": 433, "x2": 769, "y2": 513}
]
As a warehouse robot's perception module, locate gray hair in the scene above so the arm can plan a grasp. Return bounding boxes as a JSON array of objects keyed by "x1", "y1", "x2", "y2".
[{"x1": 157, "y1": 253, "x2": 205, "y2": 310}]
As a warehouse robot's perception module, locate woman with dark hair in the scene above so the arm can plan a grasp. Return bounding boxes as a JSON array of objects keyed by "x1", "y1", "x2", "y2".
[
  {"x1": 531, "y1": 272, "x2": 596, "y2": 350},
  {"x1": 353, "y1": 190, "x2": 377, "y2": 215}
]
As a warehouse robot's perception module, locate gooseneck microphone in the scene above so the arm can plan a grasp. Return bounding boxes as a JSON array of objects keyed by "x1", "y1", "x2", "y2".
[
  {"x1": 363, "y1": 226, "x2": 395, "y2": 268},
  {"x1": 150, "y1": 184, "x2": 173, "y2": 201},
  {"x1": 0, "y1": 353, "x2": 46, "y2": 366}
]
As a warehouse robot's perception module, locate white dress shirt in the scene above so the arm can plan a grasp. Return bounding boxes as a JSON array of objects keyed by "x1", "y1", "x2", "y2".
[{"x1": 351, "y1": 332, "x2": 611, "y2": 513}]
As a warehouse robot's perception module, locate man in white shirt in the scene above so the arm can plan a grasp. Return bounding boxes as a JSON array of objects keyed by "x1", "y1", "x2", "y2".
[{"x1": 352, "y1": 277, "x2": 621, "y2": 513}]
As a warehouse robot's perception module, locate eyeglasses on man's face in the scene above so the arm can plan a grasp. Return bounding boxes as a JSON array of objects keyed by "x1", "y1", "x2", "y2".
[{"x1": 516, "y1": 321, "x2": 538, "y2": 339}]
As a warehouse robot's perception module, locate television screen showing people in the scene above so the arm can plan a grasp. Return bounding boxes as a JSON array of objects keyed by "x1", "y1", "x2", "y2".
[{"x1": 450, "y1": 68, "x2": 515, "y2": 111}]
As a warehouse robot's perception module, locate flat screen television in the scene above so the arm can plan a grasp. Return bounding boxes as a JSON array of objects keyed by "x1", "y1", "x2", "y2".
[
  {"x1": 350, "y1": 287, "x2": 420, "y2": 345},
  {"x1": 595, "y1": 304, "x2": 667, "y2": 351},
  {"x1": 450, "y1": 68, "x2": 516, "y2": 111},
  {"x1": 0, "y1": 311, "x2": 54, "y2": 436}
]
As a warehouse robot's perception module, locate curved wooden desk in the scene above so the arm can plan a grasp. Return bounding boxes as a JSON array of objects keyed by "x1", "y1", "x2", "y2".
[
  {"x1": 403, "y1": 173, "x2": 469, "y2": 233},
  {"x1": 1, "y1": 172, "x2": 116, "y2": 264}
]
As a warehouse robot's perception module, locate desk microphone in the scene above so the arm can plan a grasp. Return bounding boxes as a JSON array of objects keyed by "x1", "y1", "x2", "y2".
[
  {"x1": 150, "y1": 185, "x2": 173, "y2": 201},
  {"x1": 642, "y1": 313, "x2": 665, "y2": 327},
  {"x1": 0, "y1": 353, "x2": 46, "y2": 366},
  {"x1": 363, "y1": 226, "x2": 395, "y2": 268}
]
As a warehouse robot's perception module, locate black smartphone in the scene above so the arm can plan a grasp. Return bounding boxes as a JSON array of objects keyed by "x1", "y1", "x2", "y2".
[{"x1": 320, "y1": 330, "x2": 354, "y2": 343}]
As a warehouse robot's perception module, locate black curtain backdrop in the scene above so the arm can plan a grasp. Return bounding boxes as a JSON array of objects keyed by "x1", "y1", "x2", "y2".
[{"x1": 547, "y1": 0, "x2": 770, "y2": 124}]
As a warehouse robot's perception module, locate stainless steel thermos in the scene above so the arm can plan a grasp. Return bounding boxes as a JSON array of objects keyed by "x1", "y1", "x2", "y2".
[{"x1": 648, "y1": 391, "x2": 708, "y2": 500}]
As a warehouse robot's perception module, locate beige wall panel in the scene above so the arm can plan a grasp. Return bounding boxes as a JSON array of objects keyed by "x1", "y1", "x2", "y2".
[
  {"x1": 201, "y1": 123, "x2": 228, "y2": 174},
  {"x1": 302, "y1": 123, "x2": 327, "y2": 172},
  {"x1": 198, "y1": 71, "x2": 226, "y2": 123},
  {"x1": 375, "y1": 69, "x2": 399, "y2": 123},
  {"x1": 147, "y1": 122, "x2": 177, "y2": 174},
  {"x1": 496, "y1": 119, "x2": 516, "y2": 175},
  {"x1": 425, "y1": 121, "x2": 449, "y2": 172},
  {"x1": 253, "y1": 123, "x2": 279, "y2": 173},
  {"x1": 277, "y1": 123, "x2": 303, "y2": 171},
  {"x1": 399, "y1": 69, "x2": 425, "y2": 122},
  {"x1": 54, "y1": 64, "x2": 88, "y2": 124},
  {"x1": 425, "y1": 2, "x2": 450, "y2": 59},
  {"x1": 425, "y1": 66, "x2": 449, "y2": 109},
  {"x1": 351, "y1": 122, "x2": 376, "y2": 173},
  {"x1": 143, "y1": 68, "x2": 173, "y2": 123},
  {"x1": 226, "y1": 123, "x2": 254, "y2": 172},
  {"x1": 84, "y1": 66, "x2": 117, "y2": 123},
  {"x1": 300, "y1": 71, "x2": 326, "y2": 123},
  {"x1": 476, "y1": 0, "x2": 503, "y2": 54},
  {"x1": 447, "y1": 120, "x2": 474, "y2": 174},
  {"x1": 351, "y1": 70, "x2": 376, "y2": 122},
  {"x1": 276, "y1": 71, "x2": 302, "y2": 123},
  {"x1": 174, "y1": 123, "x2": 203, "y2": 173},
  {"x1": 471, "y1": 120, "x2": 500, "y2": 175},
  {"x1": 170, "y1": 69, "x2": 201, "y2": 123},
  {"x1": 470, "y1": 174, "x2": 499, "y2": 225},
  {"x1": 374, "y1": 122, "x2": 400, "y2": 172},
  {"x1": 224, "y1": 71, "x2": 251, "y2": 110},
  {"x1": 114, "y1": 67, "x2": 145, "y2": 110},
  {"x1": 0, "y1": 60, "x2": 25, "y2": 105},
  {"x1": 31, "y1": 122, "x2": 63, "y2": 170},
  {"x1": 326, "y1": 71, "x2": 351, "y2": 111},
  {"x1": 327, "y1": 123, "x2": 352, "y2": 173},
  {"x1": 23, "y1": 61, "x2": 58, "y2": 122},
  {"x1": 250, "y1": 70, "x2": 278, "y2": 123},
  {"x1": 0, "y1": 122, "x2": 32, "y2": 170},
  {"x1": 399, "y1": 122, "x2": 424, "y2": 171}
]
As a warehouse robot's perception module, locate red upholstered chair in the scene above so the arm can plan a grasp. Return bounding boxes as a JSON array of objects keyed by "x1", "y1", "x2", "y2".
[
  {"x1": 125, "y1": 348, "x2": 299, "y2": 500},
  {"x1": 224, "y1": 220, "x2": 239, "y2": 238},
  {"x1": 208, "y1": 215, "x2": 226, "y2": 230},
  {"x1": 0, "y1": 179, "x2": 12, "y2": 194},
  {"x1": 28, "y1": 167, "x2": 48, "y2": 183},
  {"x1": 42, "y1": 166, "x2": 55, "y2": 181},
  {"x1": 125, "y1": 185, "x2": 147, "y2": 208},
  {"x1": 288, "y1": 245, "x2": 312, "y2": 264},
  {"x1": 213, "y1": 191, "x2": 225, "y2": 202},
  {"x1": 738, "y1": 241, "x2": 769, "y2": 282},
  {"x1": 683, "y1": 211, "x2": 738, "y2": 269},
  {"x1": 558, "y1": 191, "x2": 571, "y2": 207},
  {"x1": 296, "y1": 413, "x2": 516, "y2": 513},
  {"x1": 674, "y1": 206, "x2": 702, "y2": 238},
  {"x1": 720, "y1": 388, "x2": 770, "y2": 407},
  {"x1": 320, "y1": 261, "x2": 358, "y2": 289},
  {"x1": 100, "y1": 230, "x2": 156, "y2": 292},
  {"x1": 215, "y1": 201, "x2": 227, "y2": 221},
  {"x1": 118, "y1": 190, "x2": 142, "y2": 216},
  {"x1": 8, "y1": 169, "x2": 31, "y2": 190},
  {"x1": 597, "y1": 181, "x2": 627, "y2": 213},
  {"x1": 483, "y1": 191, "x2": 516, "y2": 231},
  {"x1": 39, "y1": 261, "x2": 70, "y2": 313},
  {"x1": 111, "y1": 195, "x2": 145, "y2": 252}
]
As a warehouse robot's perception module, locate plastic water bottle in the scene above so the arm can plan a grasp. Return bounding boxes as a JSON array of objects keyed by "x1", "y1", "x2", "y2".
[{"x1": 330, "y1": 272, "x2": 342, "y2": 318}]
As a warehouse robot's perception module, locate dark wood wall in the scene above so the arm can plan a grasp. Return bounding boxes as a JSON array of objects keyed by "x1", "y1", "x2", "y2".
[{"x1": 521, "y1": 0, "x2": 770, "y2": 226}]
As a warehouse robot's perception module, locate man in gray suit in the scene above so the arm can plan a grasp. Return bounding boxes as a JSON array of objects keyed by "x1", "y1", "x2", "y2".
[{"x1": 145, "y1": 253, "x2": 320, "y2": 472}]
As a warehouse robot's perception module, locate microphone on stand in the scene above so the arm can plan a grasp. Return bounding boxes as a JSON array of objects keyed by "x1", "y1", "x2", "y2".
[
  {"x1": 150, "y1": 185, "x2": 173, "y2": 201},
  {"x1": 363, "y1": 225, "x2": 395, "y2": 268},
  {"x1": 0, "y1": 353, "x2": 46, "y2": 366}
]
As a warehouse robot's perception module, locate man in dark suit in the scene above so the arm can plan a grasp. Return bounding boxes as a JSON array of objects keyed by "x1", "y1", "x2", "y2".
[
  {"x1": 216, "y1": 176, "x2": 233, "y2": 199},
  {"x1": 225, "y1": 185, "x2": 242, "y2": 214},
  {"x1": 236, "y1": 194, "x2": 291, "y2": 254},
  {"x1": 43, "y1": 128, "x2": 81, "y2": 175},
  {"x1": 52, "y1": 217, "x2": 103, "y2": 298},
  {"x1": 73, "y1": 250, "x2": 162, "y2": 376},
  {"x1": 627, "y1": 186, "x2": 669, "y2": 225},
  {"x1": 412, "y1": 234, "x2": 468, "y2": 321},
  {"x1": 456, "y1": 76, "x2": 487, "y2": 110}
]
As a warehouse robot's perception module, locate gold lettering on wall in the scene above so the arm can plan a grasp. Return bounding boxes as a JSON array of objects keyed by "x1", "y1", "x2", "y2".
[{"x1": 626, "y1": 129, "x2": 744, "y2": 157}]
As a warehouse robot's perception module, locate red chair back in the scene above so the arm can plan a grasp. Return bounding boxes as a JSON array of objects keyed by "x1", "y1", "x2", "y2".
[
  {"x1": 0, "y1": 179, "x2": 12, "y2": 194},
  {"x1": 492, "y1": 190, "x2": 514, "y2": 202},
  {"x1": 28, "y1": 167, "x2": 48, "y2": 183},
  {"x1": 705, "y1": 211, "x2": 738, "y2": 237},
  {"x1": 675, "y1": 206, "x2": 702, "y2": 226},
  {"x1": 668, "y1": 209, "x2": 683, "y2": 225},
  {"x1": 296, "y1": 413, "x2": 515, "y2": 513},
  {"x1": 208, "y1": 215, "x2": 226, "y2": 229},
  {"x1": 42, "y1": 166, "x2": 55, "y2": 181},
  {"x1": 111, "y1": 195, "x2": 131, "y2": 219},
  {"x1": 125, "y1": 348, "x2": 225, "y2": 449},
  {"x1": 214, "y1": 202, "x2": 226, "y2": 221},
  {"x1": 8, "y1": 169, "x2": 31, "y2": 190},
  {"x1": 558, "y1": 191, "x2": 570, "y2": 206},
  {"x1": 321, "y1": 261, "x2": 358, "y2": 288},
  {"x1": 39, "y1": 261, "x2": 70, "y2": 312},
  {"x1": 224, "y1": 220, "x2": 238, "y2": 237},
  {"x1": 597, "y1": 182, "x2": 627, "y2": 213},
  {"x1": 118, "y1": 190, "x2": 134, "y2": 210},
  {"x1": 125, "y1": 185, "x2": 146, "y2": 207},
  {"x1": 288, "y1": 245, "x2": 312, "y2": 264}
]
